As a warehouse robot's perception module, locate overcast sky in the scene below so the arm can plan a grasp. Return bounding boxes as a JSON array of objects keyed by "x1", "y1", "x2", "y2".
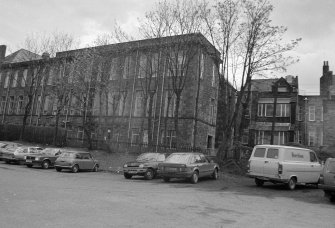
[{"x1": 1, "y1": 0, "x2": 335, "y2": 95}]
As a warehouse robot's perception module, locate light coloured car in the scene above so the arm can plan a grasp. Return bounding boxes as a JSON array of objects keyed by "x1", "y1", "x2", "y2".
[
  {"x1": 3, "y1": 146, "x2": 43, "y2": 164},
  {"x1": 158, "y1": 152, "x2": 219, "y2": 184},
  {"x1": 0, "y1": 142, "x2": 22, "y2": 161},
  {"x1": 54, "y1": 151, "x2": 99, "y2": 173}
]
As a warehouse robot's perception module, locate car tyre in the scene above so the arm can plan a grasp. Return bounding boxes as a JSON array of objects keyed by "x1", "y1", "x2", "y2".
[
  {"x1": 42, "y1": 160, "x2": 50, "y2": 169},
  {"x1": 72, "y1": 164, "x2": 79, "y2": 173},
  {"x1": 144, "y1": 168, "x2": 154, "y2": 180},
  {"x1": 26, "y1": 164, "x2": 33, "y2": 168},
  {"x1": 163, "y1": 177, "x2": 170, "y2": 182},
  {"x1": 287, "y1": 177, "x2": 297, "y2": 190},
  {"x1": 124, "y1": 173, "x2": 132, "y2": 179},
  {"x1": 190, "y1": 171, "x2": 199, "y2": 184},
  {"x1": 212, "y1": 168, "x2": 219, "y2": 180},
  {"x1": 93, "y1": 165, "x2": 99, "y2": 172},
  {"x1": 56, "y1": 167, "x2": 62, "y2": 172},
  {"x1": 255, "y1": 178, "x2": 264, "y2": 187}
]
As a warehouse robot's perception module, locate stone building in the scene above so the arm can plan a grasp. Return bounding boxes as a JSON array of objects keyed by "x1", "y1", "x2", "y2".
[{"x1": 0, "y1": 33, "x2": 220, "y2": 151}]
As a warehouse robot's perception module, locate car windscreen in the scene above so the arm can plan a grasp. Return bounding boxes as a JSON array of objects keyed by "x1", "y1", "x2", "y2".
[
  {"x1": 59, "y1": 152, "x2": 76, "y2": 158},
  {"x1": 42, "y1": 148, "x2": 59, "y2": 155},
  {"x1": 165, "y1": 154, "x2": 192, "y2": 164},
  {"x1": 136, "y1": 153, "x2": 158, "y2": 162}
]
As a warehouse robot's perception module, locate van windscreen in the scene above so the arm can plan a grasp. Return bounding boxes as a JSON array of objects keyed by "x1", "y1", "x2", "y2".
[
  {"x1": 254, "y1": 148, "x2": 266, "y2": 157},
  {"x1": 327, "y1": 161, "x2": 335, "y2": 173}
]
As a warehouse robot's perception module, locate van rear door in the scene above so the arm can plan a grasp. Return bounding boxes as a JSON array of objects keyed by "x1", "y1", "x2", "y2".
[
  {"x1": 263, "y1": 148, "x2": 279, "y2": 178},
  {"x1": 249, "y1": 147, "x2": 266, "y2": 176},
  {"x1": 307, "y1": 151, "x2": 322, "y2": 183}
]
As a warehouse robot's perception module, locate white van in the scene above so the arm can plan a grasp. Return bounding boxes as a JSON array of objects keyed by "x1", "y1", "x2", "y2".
[{"x1": 247, "y1": 145, "x2": 322, "y2": 190}]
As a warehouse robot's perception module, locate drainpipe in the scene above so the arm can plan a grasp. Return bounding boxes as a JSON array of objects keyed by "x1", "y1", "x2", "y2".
[{"x1": 156, "y1": 52, "x2": 166, "y2": 152}]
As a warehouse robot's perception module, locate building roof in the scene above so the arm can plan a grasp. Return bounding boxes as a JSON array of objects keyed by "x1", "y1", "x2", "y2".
[
  {"x1": 251, "y1": 79, "x2": 278, "y2": 92},
  {"x1": 3, "y1": 49, "x2": 41, "y2": 64}
]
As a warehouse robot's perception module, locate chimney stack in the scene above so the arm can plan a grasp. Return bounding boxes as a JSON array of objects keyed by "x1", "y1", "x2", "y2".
[
  {"x1": 0, "y1": 45, "x2": 6, "y2": 63},
  {"x1": 323, "y1": 61, "x2": 329, "y2": 75}
]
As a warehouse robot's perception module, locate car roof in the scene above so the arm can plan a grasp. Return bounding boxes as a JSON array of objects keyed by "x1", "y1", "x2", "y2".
[
  {"x1": 254, "y1": 144, "x2": 311, "y2": 151},
  {"x1": 170, "y1": 152, "x2": 203, "y2": 155}
]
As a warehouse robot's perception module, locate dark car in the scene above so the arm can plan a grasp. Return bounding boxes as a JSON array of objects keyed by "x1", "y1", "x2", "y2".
[
  {"x1": 123, "y1": 153, "x2": 166, "y2": 180},
  {"x1": 25, "y1": 148, "x2": 62, "y2": 169},
  {"x1": 318, "y1": 158, "x2": 335, "y2": 202},
  {"x1": 157, "y1": 152, "x2": 219, "y2": 184},
  {"x1": 54, "y1": 151, "x2": 99, "y2": 173}
]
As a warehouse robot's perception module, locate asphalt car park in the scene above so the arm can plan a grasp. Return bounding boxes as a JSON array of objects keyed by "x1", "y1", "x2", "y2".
[{"x1": 0, "y1": 162, "x2": 334, "y2": 228}]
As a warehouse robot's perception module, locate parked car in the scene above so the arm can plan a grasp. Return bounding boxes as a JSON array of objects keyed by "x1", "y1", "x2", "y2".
[
  {"x1": 318, "y1": 158, "x2": 335, "y2": 202},
  {"x1": 3, "y1": 146, "x2": 43, "y2": 164},
  {"x1": 54, "y1": 151, "x2": 99, "y2": 173},
  {"x1": 0, "y1": 142, "x2": 22, "y2": 161},
  {"x1": 25, "y1": 148, "x2": 62, "y2": 169},
  {"x1": 157, "y1": 152, "x2": 219, "y2": 184},
  {"x1": 247, "y1": 145, "x2": 322, "y2": 190},
  {"x1": 123, "y1": 153, "x2": 166, "y2": 180}
]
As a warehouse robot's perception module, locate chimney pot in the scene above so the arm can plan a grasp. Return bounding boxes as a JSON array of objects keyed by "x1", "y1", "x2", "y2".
[{"x1": 0, "y1": 45, "x2": 6, "y2": 63}]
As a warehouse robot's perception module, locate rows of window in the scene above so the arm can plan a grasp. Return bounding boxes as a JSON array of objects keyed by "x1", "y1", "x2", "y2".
[
  {"x1": 297, "y1": 105, "x2": 323, "y2": 121},
  {"x1": 255, "y1": 130, "x2": 288, "y2": 145},
  {"x1": 257, "y1": 103, "x2": 291, "y2": 117}
]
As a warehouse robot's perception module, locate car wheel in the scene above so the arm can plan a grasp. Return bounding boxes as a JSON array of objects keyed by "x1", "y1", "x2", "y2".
[
  {"x1": 124, "y1": 173, "x2": 132, "y2": 179},
  {"x1": 255, "y1": 178, "x2": 264, "y2": 187},
  {"x1": 93, "y1": 165, "x2": 99, "y2": 172},
  {"x1": 190, "y1": 171, "x2": 199, "y2": 184},
  {"x1": 5, "y1": 161, "x2": 10, "y2": 164},
  {"x1": 42, "y1": 160, "x2": 50, "y2": 169},
  {"x1": 56, "y1": 167, "x2": 62, "y2": 172},
  {"x1": 144, "y1": 168, "x2": 154, "y2": 180},
  {"x1": 163, "y1": 177, "x2": 170, "y2": 182},
  {"x1": 212, "y1": 168, "x2": 219, "y2": 180},
  {"x1": 287, "y1": 177, "x2": 297, "y2": 190},
  {"x1": 330, "y1": 195, "x2": 335, "y2": 203},
  {"x1": 72, "y1": 164, "x2": 79, "y2": 173},
  {"x1": 26, "y1": 164, "x2": 33, "y2": 168}
]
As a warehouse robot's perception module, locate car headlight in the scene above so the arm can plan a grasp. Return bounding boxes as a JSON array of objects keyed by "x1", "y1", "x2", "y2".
[
  {"x1": 123, "y1": 164, "x2": 128, "y2": 168},
  {"x1": 139, "y1": 164, "x2": 144, "y2": 168},
  {"x1": 35, "y1": 157, "x2": 40, "y2": 161},
  {"x1": 23, "y1": 156, "x2": 26, "y2": 160}
]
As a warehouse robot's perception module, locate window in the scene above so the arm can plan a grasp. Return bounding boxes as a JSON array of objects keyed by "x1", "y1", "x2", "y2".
[
  {"x1": 163, "y1": 130, "x2": 176, "y2": 148},
  {"x1": 16, "y1": 96, "x2": 24, "y2": 114},
  {"x1": 164, "y1": 92, "x2": 176, "y2": 117},
  {"x1": 276, "y1": 104, "x2": 290, "y2": 117},
  {"x1": 134, "y1": 91, "x2": 145, "y2": 117},
  {"x1": 266, "y1": 148, "x2": 279, "y2": 159},
  {"x1": 310, "y1": 152, "x2": 318, "y2": 162},
  {"x1": 308, "y1": 131, "x2": 315, "y2": 146},
  {"x1": 277, "y1": 87, "x2": 288, "y2": 92},
  {"x1": 309, "y1": 106, "x2": 315, "y2": 121},
  {"x1": 22, "y1": 69, "x2": 28, "y2": 87},
  {"x1": 150, "y1": 53, "x2": 159, "y2": 78},
  {"x1": 200, "y1": 53, "x2": 204, "y2": 79},
  {"x1": 4, "y1": 73, "x2": 9, "y2": 88},
  {"x1": 109, "y1": 58, "x2": 118, "y2": 80},
  {"x1": 12, "y1": 71, "x2": 18, "y2": 87},
  {"x1": 254, "y1": 148, "x2": 266, "y2": 157},
  {"x1": 298, "y1": 106, "x2": 303, "y2": 121},
  {"x1": 0, "y1": 73, "x2": 2, "y2": 84},
  {"x1": 131, "y1": 128, "x2": 140, "y2": 146},
  {"x1": 0, "y1": 96, "x2": 6, "y2": 114},
  {"x1": 35, "y1": 96, "x2": 41, "y2": 115},
  {"x1": 257, "y1": 103, "x2": 274, "y2": 117},
  {"x1": 167, "y1": 51, "x2": 184, "y2": 77},
  {"x1": 321, "y1": 106, "x2": 323, "y2": 121},
  {"x1": 77, "y1": 128, "x2": 84, "y2": 140},
  {"x1": 8, "y1": 96, "x2": 15, "y2": 114},
  {"x1": 97, "y1": 62, "x2": 102, "y2": 82},
  {"x1": 211, "y1": 63, "x2": 216, "y2": 86},
  {"x1": 209, "y1": 98, "x2": 216, "y2": 124},
  {"x1": 207, "y1": 135, "x2": 213, "y2": 149},
  {"x1": 146, "y1": 93, "x2": 157, "y2": 117},
  {"x1": 273, "y1": 131, "x2": 287, "y2": 145},
  {"x1": 138, "y1": 54, "x2": 147, "y2": 78},
  {"x1": 123, "y1": 56, "x2": 132, "y2": 79},
  {"x1": 43, "y1": 96, "x2": 51, "y2": 114}
]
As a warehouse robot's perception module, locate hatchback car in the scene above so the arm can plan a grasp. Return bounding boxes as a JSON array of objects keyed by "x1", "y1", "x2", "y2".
[
  {"x1": 158, "y1": 152, "x2": 219, "y2": 184},
  {"x1": 318, "y1": 158, "x2": 335, "y2": 202},
  {"x1": 123, "y1": 153, "x2": 166, "y2": 180},
  {"x1": 54, "y1": 151, "x2": 99, "y2": 173},
  {"x1": 25, "y1": 148, "x2": 62, "y2": 169}
]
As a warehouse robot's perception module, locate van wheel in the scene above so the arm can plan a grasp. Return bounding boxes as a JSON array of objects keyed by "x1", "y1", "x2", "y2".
[
  {"x1": 255, "y1": 178, "x2": 264, "y2": 187},
  {"x1": 287, "y1": 177, "x2": 297, "y2": 190}
]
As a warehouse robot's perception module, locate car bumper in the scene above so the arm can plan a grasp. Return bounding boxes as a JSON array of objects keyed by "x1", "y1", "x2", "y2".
[
  {"x1": 158, "y1": 171, "x2": 193, "y2": 179},
  {"x1": 123, "y1": 167, "x2": 147, "y2": 175},
  {"x1": 54, "y1": 165, "x2": 73, "y2": 170},
  {"x1": 318, "y1": 184, "x2": 335, "y2": 193},
  {"x1": 25, "y1": 160, "x2": 43, "y2": 166},
  {"x1": 247, "y1": 174, "x2": 288, "y2": 183}
]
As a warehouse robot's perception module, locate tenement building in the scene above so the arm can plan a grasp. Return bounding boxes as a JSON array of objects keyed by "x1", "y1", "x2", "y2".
[{"x1": 0, "y1": 34, "x2": 220, "y2": 151}]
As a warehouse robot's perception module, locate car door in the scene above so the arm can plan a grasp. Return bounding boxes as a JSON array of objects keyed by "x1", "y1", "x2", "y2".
[
  {"x1": 81, "y1": 153, "x2": 93, "y2": 170},
  {"x1": 249, "y1": 147, "x2": 266, "y2": 176},
  {"x1": 263, "y1": 148, "x2": 279, "y2": 178},
  {"x1": 324, "y1": 159, "x2": 335, "y2": 187},
  {"x1": 307, "y1": 151, "x2": 322, "y2": 183}
]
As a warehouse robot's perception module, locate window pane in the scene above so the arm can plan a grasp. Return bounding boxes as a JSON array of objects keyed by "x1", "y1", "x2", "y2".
[
  {"x1": 254, "y1": 148, "x2": 266, "y2": 157},
  {"x1": 265, "y1": 104, "x2": 273, "y2": 117},
  {"x1": 266, "y1": 148, "x2": 279, "y2": 159}
]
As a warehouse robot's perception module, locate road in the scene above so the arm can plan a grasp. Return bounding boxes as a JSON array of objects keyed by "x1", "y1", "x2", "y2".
[{"x1": 0, "y1": 163, "x2": 334, "y2": 228}]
